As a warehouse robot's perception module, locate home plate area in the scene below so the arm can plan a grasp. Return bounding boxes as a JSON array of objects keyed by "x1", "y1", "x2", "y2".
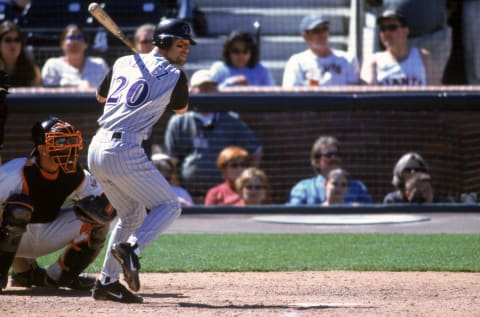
[{"x1": 252, "y1": 214, "x2": 430, "y2": 225}]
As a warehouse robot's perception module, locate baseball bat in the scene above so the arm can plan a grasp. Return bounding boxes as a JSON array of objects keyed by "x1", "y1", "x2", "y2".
[{"x1": 88, "y1": 2, "x2": 138, "y2": 53}]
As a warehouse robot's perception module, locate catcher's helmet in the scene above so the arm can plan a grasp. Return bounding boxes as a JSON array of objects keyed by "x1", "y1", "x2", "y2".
[
  {"x1": 31, "y1": 116, "x2": 83, "y2": 174},
  {"x1": 152, "y1": 18, "x2": 196, "y2": 49}
]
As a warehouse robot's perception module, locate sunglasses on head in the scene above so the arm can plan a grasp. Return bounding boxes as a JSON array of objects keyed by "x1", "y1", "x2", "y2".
[
  {"x1": 402, "y1": 167, "x2": 426, "y2": 174},
  {"x1": 231, "y1": 48, "x2": 250, "y2": 55},
  {"x1": 379, "y1": 24, "x2": 401, "y2": 32},
  {"x1": 66, "y1": 34, "x2": 84, "y2": 41},
  {"x1": 245, "y1": 184, "x2": 265, "y2": 190},
  {"x1": 314, "y1": 152, "x2": 342, "y2": 160},
  {"x1": 3, "y1": 36, "x2": 20, "y2": 43}
]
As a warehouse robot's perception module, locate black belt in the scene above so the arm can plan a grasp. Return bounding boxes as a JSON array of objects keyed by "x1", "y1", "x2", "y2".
[{"x1": 112, "y1": 132, "x2": 122, "y2": 139}]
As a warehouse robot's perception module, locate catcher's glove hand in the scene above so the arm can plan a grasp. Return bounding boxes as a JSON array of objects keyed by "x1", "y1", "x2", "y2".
[{"x1": 73, "y1": 194, "x2": 116, "y2": 225}]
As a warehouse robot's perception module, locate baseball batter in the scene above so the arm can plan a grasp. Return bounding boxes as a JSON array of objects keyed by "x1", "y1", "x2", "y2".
[
  {"x1": 0, "y1": 117, "x2": 111, "y2": 292},
  {"x1": 88, "y1": 18, "x2": 195, "y2": 303}
]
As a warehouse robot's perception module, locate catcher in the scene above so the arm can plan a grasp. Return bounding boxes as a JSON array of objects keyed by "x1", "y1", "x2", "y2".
[{"x1": 0, "y1": 116, "x2": 116, "y2": 291}]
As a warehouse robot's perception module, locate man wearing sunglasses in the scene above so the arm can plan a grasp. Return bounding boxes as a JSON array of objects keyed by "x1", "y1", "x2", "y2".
[
  {"x1": 360, "y1": 9, "x2": 441, "y2": 85},
  {"x1": 287, "y1": 135, "x2": 372, "y2": 205},
  {"x1": 282, "y1": 14, "x2": 361, "y2": 87}
]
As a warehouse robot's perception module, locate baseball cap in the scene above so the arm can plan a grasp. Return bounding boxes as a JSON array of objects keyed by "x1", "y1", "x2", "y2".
[
  {"x1": 300, "y1": 14, "x2": 330, "y2": 33},
  {"x1": 376, "y1": 9, "x2": 407, "y2": 25},
  {"x1": 190, "y1": 69, "x2": 217, "y2": 87}
]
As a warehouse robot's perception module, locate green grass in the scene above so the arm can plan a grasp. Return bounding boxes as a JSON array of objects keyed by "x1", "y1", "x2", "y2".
[{"x1": 37, "y1": 233, "x2": 480, "y2": 273}]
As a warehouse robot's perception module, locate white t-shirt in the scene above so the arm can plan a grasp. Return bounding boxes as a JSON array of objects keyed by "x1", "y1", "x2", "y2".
[
  {"x1": 282, "y1": 49, "x2": 360, "y2": 87},
  {"x1": 42, "y1": 56, "x2": 109, "y2": 87}
]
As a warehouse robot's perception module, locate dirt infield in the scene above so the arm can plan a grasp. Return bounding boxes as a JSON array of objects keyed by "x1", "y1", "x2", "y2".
[{"x1": 2, "y1": 271, "x2": 479, "y2": 317}]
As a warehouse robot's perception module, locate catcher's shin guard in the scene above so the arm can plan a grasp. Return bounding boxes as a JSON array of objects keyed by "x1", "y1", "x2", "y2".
[
  {"x1": 47, "y1": 222, "x2": 108, "y2": 284},
  {"x1": 0, "y1": 194, "x2": 34, "y2": 289}
]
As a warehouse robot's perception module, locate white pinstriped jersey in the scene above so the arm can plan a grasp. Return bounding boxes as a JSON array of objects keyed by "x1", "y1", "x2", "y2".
[
  {"x1": 375, "y1": 48, "x2": 426, "y2": 86},
  {"x1": 97, "y1": 52, "x2": 183, "y2": 139}
]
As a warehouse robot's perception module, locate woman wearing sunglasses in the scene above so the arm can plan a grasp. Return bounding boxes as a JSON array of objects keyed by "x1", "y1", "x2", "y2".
[
  {"x1": 209, "y1": 30, "x2": 275, "y2": 88},
  {"x1": 384, "y1": 151, "x2": 442, "y2": 203},
  {"x1": 235, "y1": 167, "x2": 271, "y2": 205},
  {"x1": 204, "y1": 146, "x2": 250, "y2": 206},
  {"x1": 41, "y1": 24, "x2": 109, "y2": 88},
  {"x1": 0, "y1": 20, "x2": 41, "y2": 87},
  {"x1": 360, "y1": 9, "x2": 440, "y2": 85}
]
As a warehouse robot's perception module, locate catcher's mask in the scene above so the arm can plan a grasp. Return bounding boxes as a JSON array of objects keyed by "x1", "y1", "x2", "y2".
[{"x1": 31, "y1": 116, "x2": 83, "y2": 173}]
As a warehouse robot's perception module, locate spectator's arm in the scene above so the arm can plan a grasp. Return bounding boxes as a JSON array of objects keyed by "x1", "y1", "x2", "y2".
[
  {"x1": 347, "y1": 56, "x2": 361, "y2": 84},
  {"x1": 420, "y1": 48, "x2": 441, "y2": 85},
  {"x1": 31, "y1": 65, "x2": 42, "y2": 87},
  {"x1": 286, "y1": 181, "x2": 307, "y2": 205},
  {"x1": 282, "y1": 56, "x2": 302, "y2": 88},
  {"x1": 360, "y1": 55, "x2": 377, "y2": 85},
  {"x1": 41, "y1": 58, "x2": 60, "y2": 86}
]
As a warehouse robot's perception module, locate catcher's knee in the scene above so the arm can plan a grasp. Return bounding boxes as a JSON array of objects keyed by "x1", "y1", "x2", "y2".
[
  {"x1": 0, "y1": 194, "x2": 33, "y2": 252},
  {"x1": 53, "y1": 223, "x2": 109, "y2": 279}
]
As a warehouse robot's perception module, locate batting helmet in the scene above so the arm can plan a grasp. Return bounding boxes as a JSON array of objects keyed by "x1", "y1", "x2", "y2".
[
  {"x1": 152, "y1": 18, "x2": 196, "y2": 49},
  {"x1": 31, "y1": 116, "x2": 83, "y2": 174}
]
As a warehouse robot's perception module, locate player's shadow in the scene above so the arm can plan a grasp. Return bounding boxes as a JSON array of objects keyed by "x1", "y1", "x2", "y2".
[
  {"x1": 177, "y1": 302, "x2": 376, "y2": 310},
  {"x1": 144, "y1": 292, "x2": 188, "y2": 299},
  {"x1": 2, "y1": 287, "x2": 91, "y2": 297}
]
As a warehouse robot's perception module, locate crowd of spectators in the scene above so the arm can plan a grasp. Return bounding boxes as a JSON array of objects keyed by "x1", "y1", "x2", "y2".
[
  {"x1": 0, "y1": 1, "x2": 472, "y2": 89},
  {"x1": 0, "y1": 1, "x2": 476, "y2": 206}
]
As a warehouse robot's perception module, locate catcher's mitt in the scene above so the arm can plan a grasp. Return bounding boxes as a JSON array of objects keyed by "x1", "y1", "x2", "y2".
[{"x1": 73, "y1": 194, "x2": 116, "y2": 225}]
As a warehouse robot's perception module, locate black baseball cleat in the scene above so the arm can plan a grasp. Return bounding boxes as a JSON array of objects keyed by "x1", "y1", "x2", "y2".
[
  {"x1": 111, "y1": 242, "x2": 141, "y2": 291},
  {"x1": 92, "y1": 280, "x2": 143, "y2": 303},
  {"x1": 10, "y1": 266, "x2": 47, "y2": 287}
]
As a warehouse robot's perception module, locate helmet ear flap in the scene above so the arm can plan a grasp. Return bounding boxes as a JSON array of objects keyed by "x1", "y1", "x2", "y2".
[{"x1": 154, "y1": 36, "x2": 173, "y2": 50}]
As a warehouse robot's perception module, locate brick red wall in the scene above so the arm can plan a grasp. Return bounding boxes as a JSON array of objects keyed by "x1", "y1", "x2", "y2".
[{"x1": 3, "y1": 104, "x2": 478, "y2": 204}]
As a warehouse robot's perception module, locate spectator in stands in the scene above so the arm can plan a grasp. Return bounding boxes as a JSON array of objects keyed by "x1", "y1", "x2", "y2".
[
  {"x1": 462, "y1": 0, "x2": 480, "y2": 84},
  {"x1": 41, "y1": 24, "x2": 109, "y2": 89},
  {"x1": 134, "y1": 23, "x2": 155, "y2": 54},
  {"x1": 403, "y1": 172, "x2": 435, "y2": 203},
  {"x1": 165, "y1": 69, "x2": 262, "y2": 203},
  {"x1": 382, "y1": 0, "x2": 452, "y2": 83},
  {"x1": 204, "y1": 146, "x2": 249, "y2": 206},
  {"x1": 209, "y1": 30, "x2": 275, "y2": 87},
  {"x1": 282, "y1": 14, "x2": 360, "y2": 87},
  {"x1": 287, "y1": 135, "x2": 372, "y2": 205},
  {"x1": 360, "y1": 9, "x2": 441, "y2": 85},
  {"x1": 151, "y1": 151, "x2": 194, "y2": 206},
  {"x1": 0, "y1": 20, "x2": 40, "y2": 87},
  {"x1": 383, "y1": 151, "x2": 441, "y2": 203},
  {"x1": 322, "y1": 168, "x2": 350, "y2": 206},
  {"x1": 236, "y1": 167, "x2": 271, "y2": 205}
]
